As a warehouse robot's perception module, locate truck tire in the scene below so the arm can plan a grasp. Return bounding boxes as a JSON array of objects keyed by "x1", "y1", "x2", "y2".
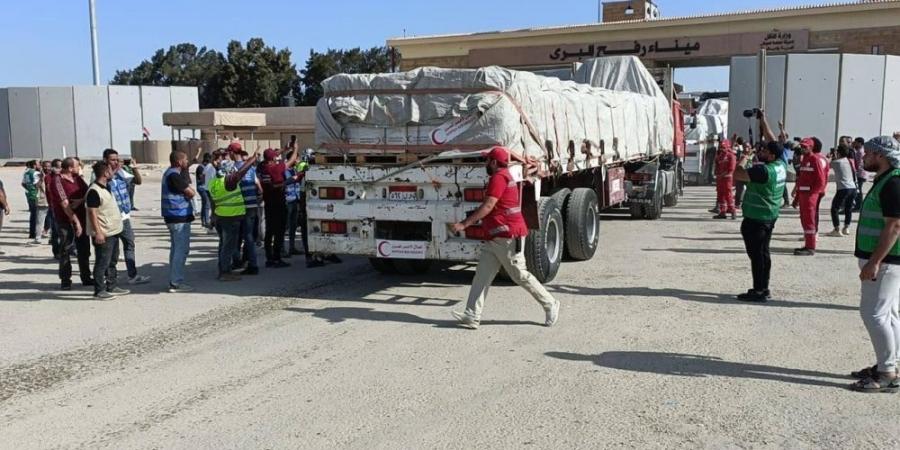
[
  {"x1": 663, "y1": 191, "x2": 678, "y2": 207},
  {"x1": 642, "y1": 184, "x2": 663, "y2": 220},
  {"x1": 393, "y1": 259, "x2": 432, "y2": 275},
  {"x1": 369, "y1": 258, "x2": 397, "y2": 274},
  {"x1": 565, "y1": 188, "x2": 600, "y2": 261},
  {"x1": 525, "y1": 197, "x2": 563, "y2": 284},
  {"x1": 629, "y1": 203, "x2": 644, "y2": 220},
  {"x1": 551, "y1": 188, "x2": 572, "y2": 259}
]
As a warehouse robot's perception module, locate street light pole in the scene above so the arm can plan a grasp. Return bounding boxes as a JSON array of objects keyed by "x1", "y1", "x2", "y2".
[{"x1": 88, "y1": 0, "x2": 100, "y2": 85}]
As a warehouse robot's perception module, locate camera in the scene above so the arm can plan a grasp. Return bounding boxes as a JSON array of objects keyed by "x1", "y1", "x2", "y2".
[{"x1": 742, "y1": 108, "x2": 761, "y2": 119}]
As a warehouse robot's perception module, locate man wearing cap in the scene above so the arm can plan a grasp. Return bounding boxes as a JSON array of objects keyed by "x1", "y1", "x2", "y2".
[
  {"x1": 228, "y1": 142, "x2": 262, "y2": 275},
  {"x1": 450, "y1": 147, "x2": 560, "y2": 329},
  {"x1": 713, "y1": 139, "x2": 737, "y2": 220},
  {"x1": 849, "y1": 136, "x2": 900, "y2": 393},
  {"x1": 209, "y1": 151, "x2": 257, "y2": 281},
  {"x1": 258, "y1": 148, "x2": 298, "y2": 268},
  {"x1": 733, "y1": 112, "x2": 788, "y2": 303},
  {"x1": 792, "y1": 137, "x2": 829, "y2": 256}
]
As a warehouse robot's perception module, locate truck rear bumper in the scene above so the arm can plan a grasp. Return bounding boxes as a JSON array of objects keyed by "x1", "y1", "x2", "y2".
[{"x1": 309, "y1": 235, "x2": 482, "y2": 261}]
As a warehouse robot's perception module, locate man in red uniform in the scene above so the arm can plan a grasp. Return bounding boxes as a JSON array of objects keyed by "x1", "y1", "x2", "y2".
[
  {"x1": 258, "y1": 148, "x2": 298, "y2": 268},
  {"x1": 450, "y1": 147, "x2": 560, "y2": 330},
  {"x1": 792, "y1": 137, "x2": 829, "y2": 256},
  {"x1": 713, "y1": 139, "x2": 737, "y2": 220}
]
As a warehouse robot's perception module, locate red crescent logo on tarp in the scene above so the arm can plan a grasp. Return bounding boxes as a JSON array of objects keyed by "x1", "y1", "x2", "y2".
[
  {"x1": 431, "y1": 129, "x2": 447, "y2": 145},
  {"x1": 377, "y1": 241, "x2": 392, "y2": 257}
]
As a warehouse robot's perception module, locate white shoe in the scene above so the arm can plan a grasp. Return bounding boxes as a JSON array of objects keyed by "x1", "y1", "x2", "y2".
[
  {"x1": 451, "y1": 310, "x2": 479, "y2": 330},
  {"x1": 827, "y1": 229, "x2": 843, "y2": 237},
  {"x1": 30, "y1": 238, "x2": 42, "y2": 245},
  {"x1": 545, "y1": 301, "x2": 560, "y2": 327},
  {"x1": 128, "y1": 275, "x2": 151, "y2": 285},
  {"x1": 842, "y1": 227, "x2": 851, "y2": 236}
]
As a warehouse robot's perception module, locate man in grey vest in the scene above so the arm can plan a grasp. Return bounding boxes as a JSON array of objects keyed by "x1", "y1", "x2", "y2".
[{"x1": 86, "y1": 162, "x2": 130, "y2": 300}]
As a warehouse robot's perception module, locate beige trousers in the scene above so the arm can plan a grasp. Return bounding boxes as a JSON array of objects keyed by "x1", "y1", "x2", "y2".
[{"x1": 464, "y1": 238, "x2": 557, "y2": 320}]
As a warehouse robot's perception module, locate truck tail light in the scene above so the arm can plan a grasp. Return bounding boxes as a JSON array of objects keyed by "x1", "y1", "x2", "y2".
[
  {"x1": 319, "y1": 187, "x2": 346, "y2": 200},
  {"x1": 463, "y1": 188, "x2": 485, "y2": 202},
  {"x1": 321, "y1": 220, "x2": 347, "y2": 234}
]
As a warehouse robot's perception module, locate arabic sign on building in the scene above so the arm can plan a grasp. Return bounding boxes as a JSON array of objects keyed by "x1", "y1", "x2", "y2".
[{"x1": 468, "y1": 30, "x2": 809, "y2": 67}]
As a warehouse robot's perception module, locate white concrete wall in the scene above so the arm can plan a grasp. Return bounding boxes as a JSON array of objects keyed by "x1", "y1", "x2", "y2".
[
  {"x1": 38, "y1": 87, "x2": 76, "y2": 160},
  {"x1": 837, "y1": 54, "x2": 885, "y2": 142},
  {"x1": 7, "y1": 88, "x2": 42, "y2": 159},
  {"x1": 73, "y1": 86, "x2": 113, "y2": 158},
  {"x1": 0, "y1": 89, "x2": 10, "y2": 159},
  {"x1": 109, "y1": 86, "x2": 143, "y2": 156},
  {"x1": 784, "y1": 54, "x2": 841, "y2": 146},
  {"x1": 882, "y1": 56, "x2": 900, "y2": 137}
]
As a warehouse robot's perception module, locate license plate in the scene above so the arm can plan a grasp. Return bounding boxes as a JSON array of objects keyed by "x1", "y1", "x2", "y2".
[{"x1": 388, "y1": 186, "x2": 418, "y2": 201}]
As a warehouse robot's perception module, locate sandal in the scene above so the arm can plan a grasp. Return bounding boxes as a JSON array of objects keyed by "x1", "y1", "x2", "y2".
[{"x1": 850, "y1": 374, "x2": 900, "y2": 393}]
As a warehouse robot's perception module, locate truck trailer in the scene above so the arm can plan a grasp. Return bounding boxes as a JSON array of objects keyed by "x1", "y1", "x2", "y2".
[{"x1": 305, "y1": 56, "x2": 684, "y2": 283}]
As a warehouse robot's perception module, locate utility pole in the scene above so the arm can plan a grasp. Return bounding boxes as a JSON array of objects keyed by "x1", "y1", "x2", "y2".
[{"x1": 88, "y1": 0, "x2": 101, "y2": 85}]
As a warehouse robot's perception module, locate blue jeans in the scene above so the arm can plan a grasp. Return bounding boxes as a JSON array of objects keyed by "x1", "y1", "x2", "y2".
[
  {"x1": 216, "y1": 219, "x2": 241, "y2": 275},
  {"x1": 199, "y1": 190, "x2": 212, "y2": 228},
  {"x1": 285, "y1": 200, "x2": 300, "y2": 253},
  {"x1": 119, "y1": 219, "x2": 138, "y2": 278},
  {"x1": 234, "y1": 208, "x2": 259, "y2": 269},
  {"x1": 166, "y1": 222, "x2": 191, "y2": 287}
]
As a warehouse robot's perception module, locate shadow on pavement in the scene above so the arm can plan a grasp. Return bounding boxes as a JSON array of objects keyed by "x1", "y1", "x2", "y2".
[
  {"x1": 642, "y1": 247, "x2": 853, "y2": 256},
  {"x1": 284, "y1": 306, "x2": 541, "y2": 328},
  {"x1": 545, "y1": 351, "x2": 848, "y2": 389},
  {"x1": 548, "y1": 285, "x2": 857, "y2": 311}
]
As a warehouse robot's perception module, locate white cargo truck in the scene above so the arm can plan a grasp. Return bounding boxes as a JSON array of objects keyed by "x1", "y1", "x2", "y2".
[{"x1": 305, "y1": 56, "x2": 684, "y2": 282}]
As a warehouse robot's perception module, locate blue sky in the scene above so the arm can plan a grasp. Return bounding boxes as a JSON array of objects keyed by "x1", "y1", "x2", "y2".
[{"x1": 0, "y1": 0, "x2": 821, "y2": 92}]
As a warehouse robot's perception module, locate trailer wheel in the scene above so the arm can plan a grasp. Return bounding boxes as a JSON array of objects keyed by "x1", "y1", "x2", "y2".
[
  {"x1": 629, "y1": 203, "x2": 644, "y2": 219},
  {"x1": 643, "y1": 184, "x2": 663, "y2": 220},
  {"x1": 369, "y1": 258, "x2": 397, "y2": 274},
  {"x1": 525, "y1": 197, "x2": 563, "y2": 284},
  {"x1": 551, "y1": 188, "x2": 572, "y2": 259},
  {"x1": 565, "y1": 188, "x2": 600, "y2": 261},
  {"x1": 393, "y1": 259, "x2": 432, "y2": 275},
  {"x1": 664, "y1": 166, "x2": 682, "y2": 207}
]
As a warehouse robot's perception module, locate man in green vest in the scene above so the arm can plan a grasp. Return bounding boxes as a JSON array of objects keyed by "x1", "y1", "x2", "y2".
[
  {"x1": 849, "y1": 136, "x2": 900, "y2": 393},
  {"x1": 210, "y1": 154, "x2": 257, "y2": 282},
  {"x1": 733, "y1": 111, "x2": 787, "y2": 303}
]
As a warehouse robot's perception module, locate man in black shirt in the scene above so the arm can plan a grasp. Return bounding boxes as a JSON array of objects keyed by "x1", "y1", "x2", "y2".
[{"x1": 850, "y1": 136, "x2": 900, "y2": 393}]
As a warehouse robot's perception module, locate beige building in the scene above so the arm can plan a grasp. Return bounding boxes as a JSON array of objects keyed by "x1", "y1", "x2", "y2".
[{"x1": 388, "y1": 0, "x2": 900, "y2": 71}]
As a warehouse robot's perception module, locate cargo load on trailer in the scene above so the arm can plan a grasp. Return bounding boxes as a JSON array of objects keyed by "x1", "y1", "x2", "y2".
[{"x1": 307, "y1": 56, "x2": 683, "y2": 282}]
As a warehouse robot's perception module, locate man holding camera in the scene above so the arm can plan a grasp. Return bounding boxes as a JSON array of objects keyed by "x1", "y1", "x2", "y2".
[{"x1": 733, "y1": 110, "x2": 787, "y2": 303}]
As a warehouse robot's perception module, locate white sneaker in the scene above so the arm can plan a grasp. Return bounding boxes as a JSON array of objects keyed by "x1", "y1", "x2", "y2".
[
  {"x1": 545, "y1": 301, "x2": 560, "y2": 327},
  {"x1": 827, "y1": 228, "x2": 843, "y2": 237},
  {"x1": 842, "y1": 227, "x2": 851, "y2": 236},
  {"x1": 29, "y1": 238, "x2": 42, "y2": 245},
  {"x1": 128, "y1": 275, "x2": 151, "y2": 285},
  {"x1": 451, "y1": 310, "x2": 480, "y2": 330},
  {"x1": 167, "y1": 283, "x2": 194, "y2": 293}
]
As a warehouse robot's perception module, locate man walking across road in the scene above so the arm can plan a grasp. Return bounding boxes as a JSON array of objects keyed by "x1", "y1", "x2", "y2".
[
  {"x1": 849, "y1": 136, "x2": 900, "y2": 393},
  {"x1": 713, "y1": 139, "x2": 737, "y2": 220},
  {"x1": 450, "y1": 147, "x2": 560, "y2": 329},
  {"x1": 161, "y1": 151, "x2": 196, "y2": 293},
  {"x1": 53, "y1": 157, "x2": 93, "y2": 290},
  {"x1": 209, "y1": 154, "x2": 257, "y2": 282},
  {"x1": 733, "y1": 112, "x2": 787, "y2": 303},
  {"x1": 86, "y1": 162, "x2": 130, "y2": 300},
  {"x1": 792, "y1": 137, "x2": 829, "y2": 256},
  {"x1": 103, "y1": 149, "x2": 151, "y2": 285}
]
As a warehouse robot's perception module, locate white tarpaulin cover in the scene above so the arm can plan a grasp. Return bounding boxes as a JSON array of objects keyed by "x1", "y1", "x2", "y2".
[
  {"x1": 686, "y1": 99, "x2": 728, "y2": 141},
  {"x1": 316, "y1": 56, "x2": 673, "y2": 168}
]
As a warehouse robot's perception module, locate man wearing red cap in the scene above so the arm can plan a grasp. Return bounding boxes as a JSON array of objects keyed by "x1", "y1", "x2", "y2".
[
  {"x1": 713, "y1": 139, "x2": 737, "y2": 220},
  {"x1": 258, "y1": 148, "x2": 298, "y2": 268},
  {"x1": 792, "y1": 137, "x2": 829, "y2": 256},
  {"x1": 450, "y1": 147, "x2": 560, "y2": 330}
]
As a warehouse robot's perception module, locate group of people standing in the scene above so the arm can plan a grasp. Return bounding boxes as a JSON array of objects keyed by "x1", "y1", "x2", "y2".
[
  {"x1": 160, "y1": 141, "x2": 338, "y2": 292},
  {"x1": 14, "y1": 152, "x2": 151, "y2": 298},
  {"x1": 721, "y1": 111, "x2": 900, "y2": 393},
  {"x1": 714, "y1": 125, "x2": 872, "y2": 257}
]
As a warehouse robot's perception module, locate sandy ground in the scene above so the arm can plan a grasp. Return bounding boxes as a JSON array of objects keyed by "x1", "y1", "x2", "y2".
[{"x1": 0, "y1": 166, "x2": 896, "y2": 449}]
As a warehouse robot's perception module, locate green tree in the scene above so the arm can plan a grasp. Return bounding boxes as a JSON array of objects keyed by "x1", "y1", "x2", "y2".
[
  {"x1": 299, "y1": 46, "x2": 395, "y2": 106},
  {"x1": 111, "y1": 43, "x2": 227, "y2": 108},
  {"x1": 220, "y1": 38, "x2": 301, "y2": 108}
]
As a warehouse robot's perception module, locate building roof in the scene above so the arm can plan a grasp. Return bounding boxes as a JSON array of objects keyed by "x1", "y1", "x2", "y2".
[{"x1": 388, "y1": 0, "x2": 900, "y2": 43}]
